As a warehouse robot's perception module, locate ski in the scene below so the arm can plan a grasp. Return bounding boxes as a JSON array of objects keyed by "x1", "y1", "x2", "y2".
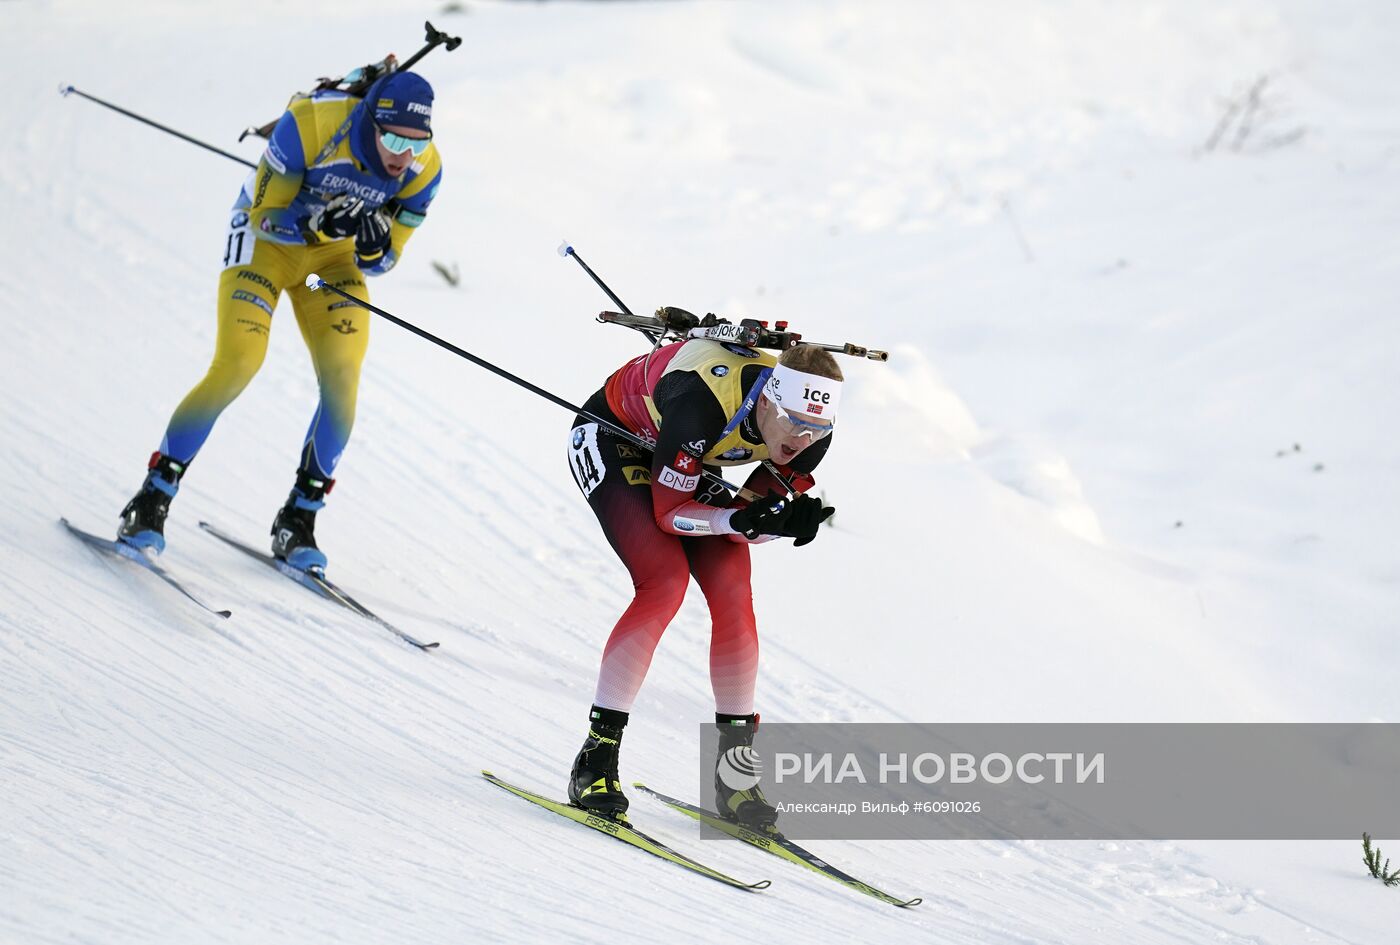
[
  {"x1": 197, "y1": 520, "x2": 438, "y2": 650},
  {"x1": 481, "y1": 771, "x2": 771, "y2": 892},
  {"x1": 61, "y1": 517, "x2": 232, "y2": 619},
  {"x1": 634, "y1": 783, "x2": 921, "y2": 908}
]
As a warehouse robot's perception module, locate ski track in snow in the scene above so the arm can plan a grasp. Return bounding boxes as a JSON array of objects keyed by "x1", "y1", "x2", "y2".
[{"x1": 3, "y1": 0, "x2": 1397, "y2": 943}]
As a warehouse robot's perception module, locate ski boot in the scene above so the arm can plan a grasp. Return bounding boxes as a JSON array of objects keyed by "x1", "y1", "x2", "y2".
[
  {"x1": 568, "y1": 705, "x2": 630, "y2": 820},
  {"x1": 270, "y1": 469, "x2": 333, "y2": 572},
  {"x1": 117, "y1": 452, "x2": 187, "y2": 554},
  {"x1": 714, "y1": 712, "x2": 779, "y2": 832}
]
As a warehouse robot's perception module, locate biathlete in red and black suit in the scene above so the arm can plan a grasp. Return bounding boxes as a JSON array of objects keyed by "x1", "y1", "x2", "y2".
[{"x1": 564, "y1": 335, "x2": 842, "y2": 829}]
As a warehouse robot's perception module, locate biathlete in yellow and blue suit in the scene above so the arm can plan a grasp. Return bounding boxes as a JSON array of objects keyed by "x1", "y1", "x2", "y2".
[{"x1": 116, "y1": 71, "x2": 442, "y2": 571}]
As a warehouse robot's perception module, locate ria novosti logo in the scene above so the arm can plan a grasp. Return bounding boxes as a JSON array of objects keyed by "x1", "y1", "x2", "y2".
[{"x1": 717, "y1": 745, "x2": 763, "y2": 791}]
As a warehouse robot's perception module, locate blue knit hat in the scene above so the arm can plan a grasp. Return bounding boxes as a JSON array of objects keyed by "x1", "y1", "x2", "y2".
[{"x1": 367, "y1": 71, "x2": 434, "y2": 134}]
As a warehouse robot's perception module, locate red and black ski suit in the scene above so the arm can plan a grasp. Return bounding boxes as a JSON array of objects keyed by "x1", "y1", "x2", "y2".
[{"x1": 566, "y1": 339, "x2": 830, "y2": 715}]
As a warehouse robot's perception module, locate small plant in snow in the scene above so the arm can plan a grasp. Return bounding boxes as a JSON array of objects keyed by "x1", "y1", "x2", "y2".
[
  {"x1": 1202, "y1": 75, "x2": 1306, "y2": 154},
  {"x1": 1362, "y1": 833, "x2": 1400, "y2": 887},
  {"x1": 432, "y1": 260, "x2": 461, "y2": 287}
]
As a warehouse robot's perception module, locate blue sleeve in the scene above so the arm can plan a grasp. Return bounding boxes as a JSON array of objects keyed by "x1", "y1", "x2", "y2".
[
  {"x1": 263, "y1": 110, "x2": 307, "y2": 177},
  {"x1": 357, "y1": 248, "x2": 399, "y2": 276},
  {"x1": 248, "y1": 109, "x2": 313, "y2": 244}
]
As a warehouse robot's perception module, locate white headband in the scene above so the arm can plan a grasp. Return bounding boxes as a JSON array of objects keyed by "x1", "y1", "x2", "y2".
[{"x1": 763, "y1": 363, "x2": 842, "y2": 422}]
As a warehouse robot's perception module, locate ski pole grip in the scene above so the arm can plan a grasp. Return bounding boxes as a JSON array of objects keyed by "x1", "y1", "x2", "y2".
[{"x1": 306, "y1": 274, "x2": 324, "y2": 290}]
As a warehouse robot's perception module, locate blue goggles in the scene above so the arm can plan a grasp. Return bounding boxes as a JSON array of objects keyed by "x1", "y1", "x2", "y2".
[
  {"x1": 376, "y1": 123, "x2": 431, "y2": 157},
  {"x1": 770, "y1": 398, "x2": 835, "y2": 440}
]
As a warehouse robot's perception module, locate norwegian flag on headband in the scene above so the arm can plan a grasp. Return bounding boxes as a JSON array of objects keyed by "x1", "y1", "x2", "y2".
[{"x1": 765, "y1": 363, "x2": 842, "y2": 419}]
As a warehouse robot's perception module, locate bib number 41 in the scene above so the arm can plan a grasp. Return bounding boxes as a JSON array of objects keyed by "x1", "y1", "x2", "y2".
[{"x1": 223, "y1": 211, "x2": 254, "y2": 269}]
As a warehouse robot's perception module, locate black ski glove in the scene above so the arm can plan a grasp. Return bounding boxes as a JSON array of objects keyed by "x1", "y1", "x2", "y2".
[
  {"x1": 728, "y1": 491, "x2": 795, "y2": 540},
  {"x1": 310, "y1": 194, "x2": 365, "y2": 240},
  {"x1": 783, "y1": 494, "x2": 836, "y2": 546},
  {"x1": 355, "y1": 208, "x2": 393, "y2": 267}
]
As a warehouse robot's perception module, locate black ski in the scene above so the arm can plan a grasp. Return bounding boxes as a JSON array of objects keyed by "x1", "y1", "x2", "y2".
[
  {"x1": 197, "y1": 520, "x2": 438, "y2": 650},
  {"x1": 634, "y1": 783, "x2": 921, "y2": 908},
  {"x1": 61, "y1": 518, "x2": 232, "y2": 618},
  {"x1": 482, "y1": 771, "x2": 770, "y2": 891}
]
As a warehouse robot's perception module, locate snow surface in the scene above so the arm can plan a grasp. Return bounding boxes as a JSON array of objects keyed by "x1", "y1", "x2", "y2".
[{"x1": 3, "y1": 0, "x2": 1398, "y2": 942}]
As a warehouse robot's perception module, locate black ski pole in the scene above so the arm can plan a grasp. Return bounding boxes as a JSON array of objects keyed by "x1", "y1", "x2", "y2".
[
  {"x1": 61, "y1": 85, "x2": 327, "y2": 203},
  {"x1": 557, "y1": 242, "x2": 640, "y2": 321},
  {"x1": 558, "y1": 241, "x2": 665, "y2": 346},
  {"x1": 59, "y1": 84, "x2": 258, "y2": 170},
  {"x1": 303, "y1": 274, "x2": 752, "y2": 500}
]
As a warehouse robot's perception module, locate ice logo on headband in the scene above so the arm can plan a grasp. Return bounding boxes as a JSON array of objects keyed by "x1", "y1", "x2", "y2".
[{"x1": 767, "y1": 364, "x2": 841, "y2": 419}]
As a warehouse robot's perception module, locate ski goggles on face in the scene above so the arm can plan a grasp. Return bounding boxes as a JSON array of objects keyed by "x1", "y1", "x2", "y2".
[
  {"x1": 375, "y1": 123, "x2": 432, "y2": 157},
  {"x1": 770, "y1": 398, "x2": 835, "y2": 441}
]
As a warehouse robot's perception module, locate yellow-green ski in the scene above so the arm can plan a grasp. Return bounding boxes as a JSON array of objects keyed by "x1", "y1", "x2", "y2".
[
  {"x1": 634, "y1": 782, "x2": 921, "y2": 908},
  {"x1": 481, "y1": 772, "x2": 770, "y2": 891}
]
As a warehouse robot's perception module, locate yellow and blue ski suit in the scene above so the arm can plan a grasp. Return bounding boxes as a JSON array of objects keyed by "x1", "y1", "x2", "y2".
[{"x1": 158, "y1": 88, "x2": 442, "y2": 479}]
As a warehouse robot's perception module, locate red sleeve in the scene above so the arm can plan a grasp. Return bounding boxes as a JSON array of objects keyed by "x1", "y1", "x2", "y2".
[
  {"x1": 648, "y1": 374, "x2": 738, "y2": 537},
  {"x1": 738, "y1": 463, "x2": 816, "y2": 501}
]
